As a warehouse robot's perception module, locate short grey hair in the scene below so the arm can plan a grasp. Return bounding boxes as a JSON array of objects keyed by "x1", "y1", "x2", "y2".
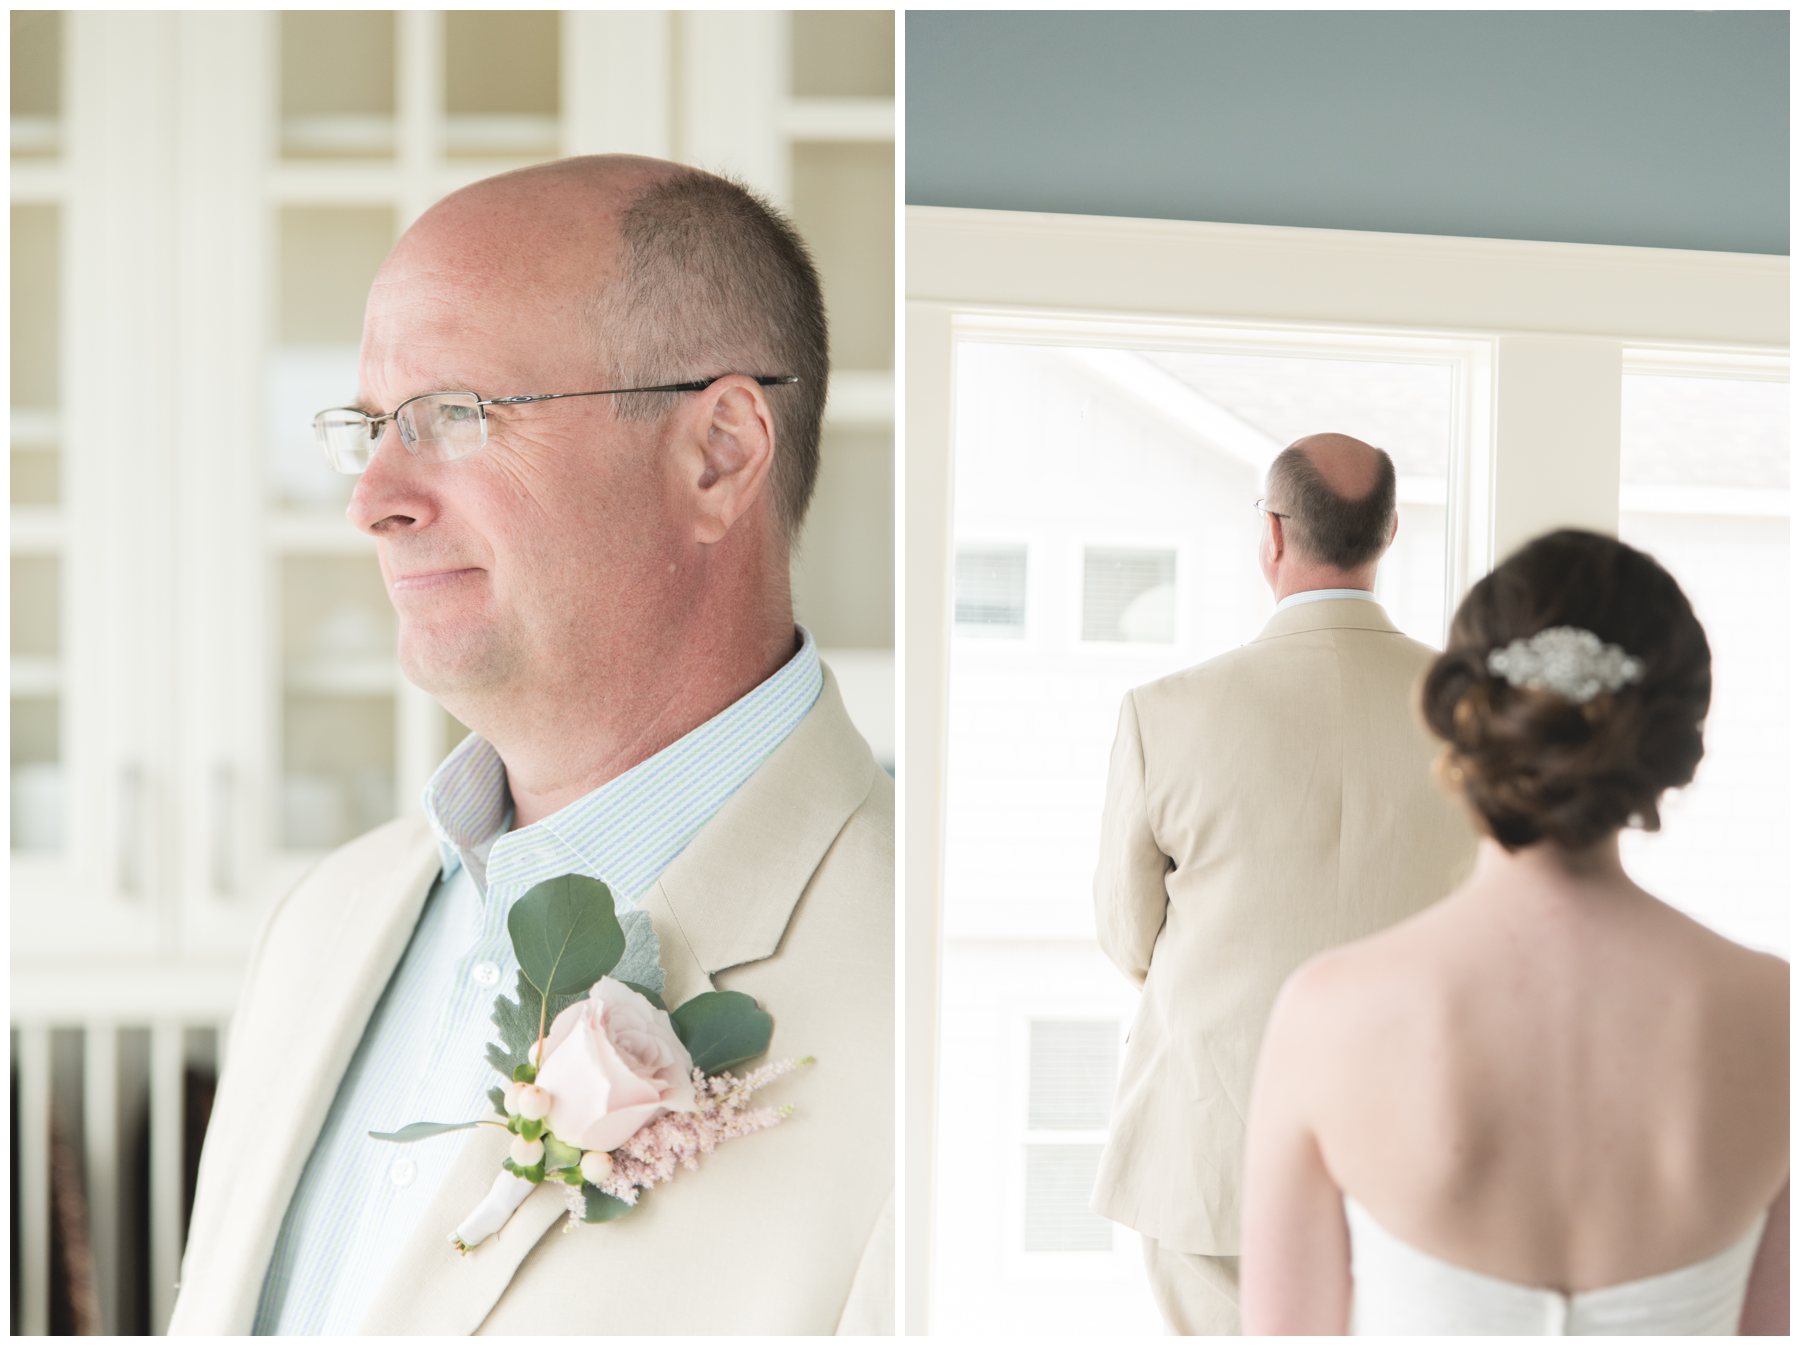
[
  {"x1": 1265, "y1": 445, "x2": 1397, "y2": 570},
  {"x1": 586, "y1": 171, "x2": 829, "y2": 542}
]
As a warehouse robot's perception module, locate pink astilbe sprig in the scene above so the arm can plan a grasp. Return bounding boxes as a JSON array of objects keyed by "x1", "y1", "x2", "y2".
[{"x1": 560, "y1": 1057, "x2": 810, "y2": 1230}]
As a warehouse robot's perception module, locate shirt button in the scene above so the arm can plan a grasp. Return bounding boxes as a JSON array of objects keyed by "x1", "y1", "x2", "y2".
[
  {"x1": 471, "y1": 960, "x2": 500, "y2": 987},
  {"x1": 390, "y1": 1158, "x2": 417, "y2": 1187}
]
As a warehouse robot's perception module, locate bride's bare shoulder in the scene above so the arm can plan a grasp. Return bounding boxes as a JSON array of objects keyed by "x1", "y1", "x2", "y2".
[{"x1": 1267, "y1": 912, "x2": 1447, "y2": 1048}]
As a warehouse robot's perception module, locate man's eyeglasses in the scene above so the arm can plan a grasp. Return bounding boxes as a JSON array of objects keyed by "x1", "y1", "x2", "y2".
[
  {"x1": 1253, "y1": 497, "x2": 1292, "y2": 520},
  {"x1": 314, "y1": 375, "x2": 800, "y2": 475}
]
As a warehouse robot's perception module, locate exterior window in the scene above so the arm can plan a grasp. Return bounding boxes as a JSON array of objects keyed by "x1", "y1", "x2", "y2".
[
  {"x1": 1616, "y1": 361, "x2": 1789, "y2": 956},
  {"x1": 1082, "y1": 547, "x2": 1176, "y2": 643},
  {"x1": 955, "y1": 545, "x2": 1028, "y2": 637},
  {"x1": 1022, "y1": 1019, "x2": 1118, "y2": 1253}
]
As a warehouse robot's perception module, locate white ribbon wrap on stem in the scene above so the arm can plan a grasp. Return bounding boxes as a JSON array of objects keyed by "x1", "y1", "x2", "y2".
[{"x1": 451, "y1": 1171, "x2": 538, "y2": 1251}]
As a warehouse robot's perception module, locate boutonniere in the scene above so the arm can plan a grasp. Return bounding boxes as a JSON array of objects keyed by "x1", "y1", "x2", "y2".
[{"x1": 371, "y1": 875, "x2": 806, "y2": 1252}]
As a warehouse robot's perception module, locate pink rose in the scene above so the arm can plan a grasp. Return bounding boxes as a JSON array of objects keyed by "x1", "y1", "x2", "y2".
[{"x1": 533, "y1": 977, "x2": 698, "y2": 1153}]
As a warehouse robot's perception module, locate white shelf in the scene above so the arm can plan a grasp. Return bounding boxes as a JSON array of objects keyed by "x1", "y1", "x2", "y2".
[
  {"x1": 779, "y1": 97, "x2": 894, "y2": 143},
  {"x1": 268, "y1": 163, "x2": 407, "y2": 205},
  {"x1": 9, "y1": 508, "x2": 64, "y2": 552},
  {"x1": 8, "y1": 161, "x2": 66, "y2": 204},
  {"x1": 825, "y1": 371, "x2": 895, "y2": 429},
  {"x1": 268, "y1": 511, "x2": 378, "y2": 553},
  {"x1": 285, "y1": 655, "x2": 397, "y2": 697},
  {"x1": 280, "y1": 114, "x2": 398, "y2": 157},
  {"x1": 10, "y1": 657, "x2": 62, "y2": 697},
  {"x1": 444, "y1": 114, "x2": 561, "y2": 157},
  {"x1": 10, "y1": 117, "x2": 61, "y2": 156},
  {"x1": 11, "y1": 410, "x2": 61, "y2": 449},
  {"x1": 280, "y1": 113, "x2": 564, "y2": 160}
]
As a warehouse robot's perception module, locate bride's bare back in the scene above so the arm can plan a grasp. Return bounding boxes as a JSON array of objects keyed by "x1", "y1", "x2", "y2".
[{"x1": 1302, "y1": 846, "x2": 1788, "y2": 1292}]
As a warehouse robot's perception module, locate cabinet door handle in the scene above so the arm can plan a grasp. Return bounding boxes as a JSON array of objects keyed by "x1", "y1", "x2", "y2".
[
  {"x1": 118, "y1": 762, "x2": 143, "y2": 899},
  {"x1": 212, "y1": 762, "x2": 236, "y2": 898}
]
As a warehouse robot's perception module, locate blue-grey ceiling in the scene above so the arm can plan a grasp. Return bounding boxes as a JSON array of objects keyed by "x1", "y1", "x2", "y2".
[{"x1": 906, "y1": 11, "x2": 1789, "y2": 254}]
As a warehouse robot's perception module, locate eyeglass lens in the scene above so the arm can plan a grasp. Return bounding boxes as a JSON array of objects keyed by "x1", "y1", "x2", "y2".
[{"x1": 316, "y1": 393, "x2": 486, "y2": 475}]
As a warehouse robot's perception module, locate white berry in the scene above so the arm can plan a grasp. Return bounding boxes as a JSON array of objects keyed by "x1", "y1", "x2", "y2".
[
  {"x1": 510, "y1": 1136, "x2": 545, "y2": 1167},
  {"x1": 502, "y1": 1081, "x2": 523, "y2": 1116},
  {"x1": 580, "y1": 1150, "x2": 613, "y2": 1184},
  {"x1": 515, "y1": 1083, "x2": 551, "y2": 1121}
]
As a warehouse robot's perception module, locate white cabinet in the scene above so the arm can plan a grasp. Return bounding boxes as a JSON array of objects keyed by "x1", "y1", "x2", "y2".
[{"x1": 10, "y1": 10, "x2": 896, "y2": 972}]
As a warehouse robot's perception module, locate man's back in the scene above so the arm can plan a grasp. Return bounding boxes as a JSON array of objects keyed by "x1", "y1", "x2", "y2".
[{"x1": 1092, "y1": 598, "x2": 1479, "y2": 1254}]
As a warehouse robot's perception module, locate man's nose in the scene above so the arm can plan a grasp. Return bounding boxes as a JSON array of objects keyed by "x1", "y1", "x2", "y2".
[{"x1": 345, "y1": 424, "x2": 433, "y2": 534}]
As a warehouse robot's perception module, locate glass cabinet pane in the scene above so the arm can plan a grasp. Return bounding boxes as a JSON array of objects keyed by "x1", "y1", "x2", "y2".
[
  {"x1": 11, "y1": 202, "x2": 61, "y2": 505},
  {"x1": 444, "y1": 11, "x2": 561, "y2": 160},
  {"x1": 790, "y1": 12, "x2": 893, "y2": 98},
  {"x1": 11, "y1": 205, "x2": 60, "y2": 412},
  {"x1": 279, "y1": 12, "x2": 397, "y2": 160},
  {"x1": 280, "y1": 556, "x2": 396, "y2": 671},
  {"x1": 793, "y1": 427, "x2": 893, "y2": 648},
  {"x1": 276, "y1": 207, "x2": 396, "y2": 348},
  {"x1": 11, "y1": 555, "x2": 62, "y2": 854},
  {"x1": 11, "y1": 556, "x2": 60, "y2": 659},
  {"x1": 271, "y1": 206, "x2": 395, "y2": 511},
  {"x1": 791, "y1": 143, "x2": 894, "y2": 373},
  {"x1": 10, "y1": 12, "x2": 62, "y2": 158},
  {"x1": 441, "y1": 706, "x2": 476, "y2": 760},
  {"x1": 11, "y1": 696, "x2": 62, "y2": 852},
  {"x1": 279, "y1": 694, "x2": 396, "y2": 849}
]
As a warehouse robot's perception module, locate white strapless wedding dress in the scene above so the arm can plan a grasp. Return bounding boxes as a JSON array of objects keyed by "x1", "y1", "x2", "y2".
[{"x1": 1345, "y1": 1195, "x2": 1767, "y2": 1335}]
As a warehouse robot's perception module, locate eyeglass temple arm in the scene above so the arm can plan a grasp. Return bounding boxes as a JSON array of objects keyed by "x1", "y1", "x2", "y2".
[{"x1": 483, "y1": 375, "x2": 800, "y2": 407}]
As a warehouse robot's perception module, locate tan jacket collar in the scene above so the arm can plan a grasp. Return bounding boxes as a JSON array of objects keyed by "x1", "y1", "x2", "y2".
[{"x1": 1251, "y1": 596, "x2": 1402, "y2": 645}]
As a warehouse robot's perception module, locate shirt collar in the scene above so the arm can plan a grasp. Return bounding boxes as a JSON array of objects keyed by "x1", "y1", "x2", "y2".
[
  {"x1": 1275, "y1": 586, "x2": 1379, "y2": 612},
  {"x1": 421, "y1": 626, "x2": 823, "y2": 906}
]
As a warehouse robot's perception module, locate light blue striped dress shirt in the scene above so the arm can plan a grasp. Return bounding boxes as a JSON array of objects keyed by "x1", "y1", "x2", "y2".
[{"x1": 255, "y1": 628, "x2": 822, "y2": 1334}]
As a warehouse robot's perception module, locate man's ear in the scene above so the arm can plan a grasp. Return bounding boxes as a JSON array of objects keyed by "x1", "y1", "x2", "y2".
[
  {"x1": 676, "y1": 376, "x2": 776, "y2": 545},
  {"x1": 1267, "y1": 513, "x2": 1285, "y2": 563}
]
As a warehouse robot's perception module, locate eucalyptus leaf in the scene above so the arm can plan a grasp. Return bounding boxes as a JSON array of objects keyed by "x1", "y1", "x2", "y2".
[
  {"x1": 581, "y1": 1184, "x2": 638, "y2": 1223},
  {"x1": 670, "y1": 990, "x2": 774, "y2": 1075},
  {"x1": 368, "y1": 1119, "x2": 482, "y2": 1144},
  {"x1": 508, "y1": 875, "x2": 626, "y2": 998}
]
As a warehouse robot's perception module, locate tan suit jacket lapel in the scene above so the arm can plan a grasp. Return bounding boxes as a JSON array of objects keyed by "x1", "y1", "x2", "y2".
[
  {"x1": 173, "y1": 826, "x2": 443, "y2": 1334},
  {"x1": 651, "y1": 666, "x2": 878, "y2": 978},
  {"x1": 356, "y1": 666, "x2": 877, "y2": 1334}
]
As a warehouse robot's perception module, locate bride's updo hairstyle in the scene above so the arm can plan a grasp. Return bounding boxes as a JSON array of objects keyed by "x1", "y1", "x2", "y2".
[{"x1": 1420, "y1": 529, "x2": 1711, "y2": 853}]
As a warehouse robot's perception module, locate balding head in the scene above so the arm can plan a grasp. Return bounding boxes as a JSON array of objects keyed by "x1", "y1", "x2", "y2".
[
  {"x1": 383, "y1": 155, "x2": 827, "y2": 542},
  {"x1": 1264, "y1": 433, "x2": 1397, "y2": 571}
]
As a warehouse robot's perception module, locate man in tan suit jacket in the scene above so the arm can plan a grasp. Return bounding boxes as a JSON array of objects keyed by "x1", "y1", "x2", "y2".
[
  {"x1": 169, "y1": 156, "x2": 892, "y2": 1333},
  {"x1": 1091, "y1": 435, "x2": 1478, "y2": 1333}
]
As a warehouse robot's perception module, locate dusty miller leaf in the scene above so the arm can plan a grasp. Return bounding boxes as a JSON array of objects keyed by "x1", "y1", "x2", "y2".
[
  {"x1": 485, "y1": 969, "x2": 586, "y2": 1081},
  {"x1": 611, "y1": 908, "x2": 665, "y2": 998}
]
